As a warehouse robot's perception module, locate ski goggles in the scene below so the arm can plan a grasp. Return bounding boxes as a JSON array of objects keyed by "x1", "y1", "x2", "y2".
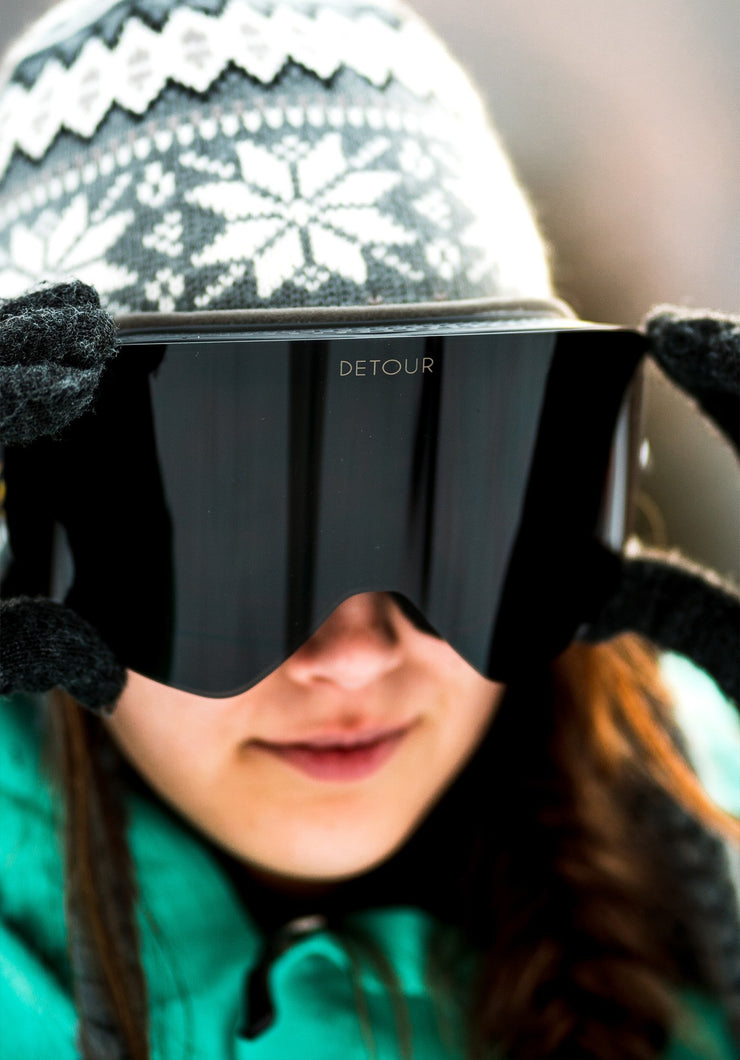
[{"x1": 0, "y1": 312, "x2": 645, "y2": 696}]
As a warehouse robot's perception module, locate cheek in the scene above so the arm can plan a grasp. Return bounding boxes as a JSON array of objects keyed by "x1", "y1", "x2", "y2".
[
  {"x1": 415, "y1": 643, "x2": 502, "y2": 756},
  {"x1": 416, "y1": 678, "x2": 500, "y2": 799},
  {"x1": 106, "y1": 690, "x2": 222, "y2": 803}
]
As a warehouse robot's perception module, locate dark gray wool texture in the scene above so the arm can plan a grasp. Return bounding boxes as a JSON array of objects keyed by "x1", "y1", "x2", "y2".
[
  {"x1": 646, "y1": 306, "x2": 740, "y2": 454},
  {"x1": 0, "y1": 597, "x2": 126, "y2": 711},
  {"x1": 583, "y1": 551, "x2": 740, "y2": 709},
  {"x1": 0, "y1": 280, "x2": 119, "y2": 445}
]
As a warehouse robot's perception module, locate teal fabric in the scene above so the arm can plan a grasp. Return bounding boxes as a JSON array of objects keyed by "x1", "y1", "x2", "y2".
[
  {"x1": 1, "y1": 657, "x2": 738, "y2": 1058},
  {"x1": 660, "y1": 654, "x2": 740, "y2": 817}
]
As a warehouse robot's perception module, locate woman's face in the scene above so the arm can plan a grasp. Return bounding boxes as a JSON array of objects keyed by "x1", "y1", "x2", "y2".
[{"x1": 107, "y1": 592, "x2": 503, "y2": 885}]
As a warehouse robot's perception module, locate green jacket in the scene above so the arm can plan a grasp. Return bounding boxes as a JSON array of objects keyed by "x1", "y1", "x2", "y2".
[{"x1": 1, "y1": 654, "x2": 738, "y2": 1059}]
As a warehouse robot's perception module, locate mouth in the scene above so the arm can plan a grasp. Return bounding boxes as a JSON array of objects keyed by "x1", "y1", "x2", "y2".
[{"x1": 249, "y1": 724, "x2": 414, "y2": 783}]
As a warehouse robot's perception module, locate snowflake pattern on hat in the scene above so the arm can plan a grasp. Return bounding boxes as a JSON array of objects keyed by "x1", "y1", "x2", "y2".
[
  {"x1": 0, "y1": 184, "x2": 136, "y2": 300},
  {"x1": 188, "y1": 133, "x2": 418, "y2": 304},
  {"x1": 0, "y1": 0, "x2": 552, "y2": 310}
]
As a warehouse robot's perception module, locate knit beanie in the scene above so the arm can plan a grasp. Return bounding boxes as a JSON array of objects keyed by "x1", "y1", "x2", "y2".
[{"x1": 0, "y1": 0, "x2": 553, "y2": 313}]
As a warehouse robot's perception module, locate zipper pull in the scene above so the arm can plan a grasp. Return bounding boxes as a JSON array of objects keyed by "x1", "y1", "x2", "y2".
[{"x1": 237, "y1": 914, "x2": 328, "y2": 1040}]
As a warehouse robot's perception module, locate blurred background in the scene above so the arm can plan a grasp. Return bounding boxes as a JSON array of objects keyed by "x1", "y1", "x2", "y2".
[{"x1": 1, "y1": 0, "x2": 738, "y2": 578}]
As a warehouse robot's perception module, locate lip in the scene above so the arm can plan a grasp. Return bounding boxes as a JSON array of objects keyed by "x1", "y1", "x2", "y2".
[{"x1": 249, "y1": 724, "x2": 414, "y2": 783}]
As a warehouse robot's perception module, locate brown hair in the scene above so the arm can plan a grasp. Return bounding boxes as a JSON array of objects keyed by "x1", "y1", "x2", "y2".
[
  {"x1": 51, "y1": 687, "x2": 149, "y2": 1058},
  {"x1": 458, "y1": 635, "x2": 738, "y2": 1059},
  {"x1": 50, "y1": 634, "x2": 738, "y2": 1060}
]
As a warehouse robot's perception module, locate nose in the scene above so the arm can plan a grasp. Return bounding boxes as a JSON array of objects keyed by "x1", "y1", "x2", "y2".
[{"x1": 281, "y1": 592, "x2": 404, "y2": 691}]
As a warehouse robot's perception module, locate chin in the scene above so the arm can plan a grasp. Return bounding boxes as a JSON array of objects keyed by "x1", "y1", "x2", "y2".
[{"x1": 235, "y1": 823, "x2": 411, "y2": 885}]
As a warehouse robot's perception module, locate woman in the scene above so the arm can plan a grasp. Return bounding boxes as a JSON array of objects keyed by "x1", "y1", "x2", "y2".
[{"x1": 0, "y1": 0, "x2": 738, "y2": 1057}]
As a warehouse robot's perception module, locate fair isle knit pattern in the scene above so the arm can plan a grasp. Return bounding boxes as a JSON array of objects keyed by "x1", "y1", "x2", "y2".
[{"x1": 0, "y1": 0, "x2": 552, "y2": 312}]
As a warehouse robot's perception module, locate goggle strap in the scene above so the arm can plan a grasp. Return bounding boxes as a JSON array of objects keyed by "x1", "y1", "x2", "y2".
[{"x1": 581, "y1": 544, "x2": 740, "y2": 710}]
